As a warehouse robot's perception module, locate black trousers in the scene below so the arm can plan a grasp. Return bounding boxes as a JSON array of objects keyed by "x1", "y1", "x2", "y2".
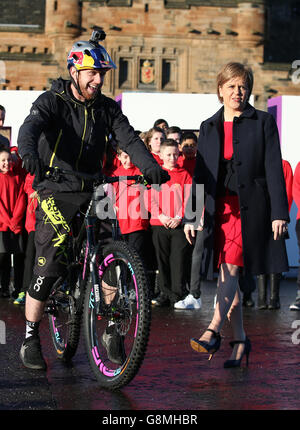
[
  {"x1": 122, "y1": 229, "x2": 156, "y2": 269},
  {"x1": 0, "y1": 253, "x2": 11, "y2": 292},
  {"x1": 188, "y1": 230, "x2": 204, "y2": 299},
  {"x1": 122, "y1": 229, "x2": 158, "y2": 296},
  {"x1": 21, "y1": 231, "x2": 36, "y2": 293},
  {"x1": 34, "y1": 191, "x2": 90, "y2": 277},
  {"x1": 151, "y1": 225, "x2": 192, "y2": 303}
]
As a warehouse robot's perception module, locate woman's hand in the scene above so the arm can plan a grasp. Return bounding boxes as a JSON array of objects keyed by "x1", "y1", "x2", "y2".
[
  {"x1": 272, "y1": 220, "x2": 288, "y2": 240},
  {"x1": 184, "y1": 223, "x2": 203, "y2": 245}
]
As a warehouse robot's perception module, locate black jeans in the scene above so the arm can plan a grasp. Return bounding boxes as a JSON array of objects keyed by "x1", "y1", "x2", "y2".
[
  {"x1": 122, "y1": 229, "x2": 153, "y2": 271},
  {"x1": 151, "y1": 225, "x2": 192, "y2": 303},
  {"x1": 189, "y1": 230, "x2": 204, "y2": 299}
]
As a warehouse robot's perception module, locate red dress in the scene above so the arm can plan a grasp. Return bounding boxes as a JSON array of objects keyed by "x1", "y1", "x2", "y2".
[{"x1": 214, "y1": 121, "x2": 243, "y2": 268}]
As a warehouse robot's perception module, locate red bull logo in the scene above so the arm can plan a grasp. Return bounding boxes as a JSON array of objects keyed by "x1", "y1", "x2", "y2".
[{"x1": 68, "y1": 51, "x2": 84, "y2": 67}]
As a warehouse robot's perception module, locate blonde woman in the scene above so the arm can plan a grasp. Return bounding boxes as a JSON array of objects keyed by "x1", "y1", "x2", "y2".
[{"x1": 185, "y1": 62, "x2": 289, "y2": 368}]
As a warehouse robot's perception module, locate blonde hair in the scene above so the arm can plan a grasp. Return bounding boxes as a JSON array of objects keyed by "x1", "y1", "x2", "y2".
[{"x1": 217, "y1": 62, "x2": 253, "y2": 103}]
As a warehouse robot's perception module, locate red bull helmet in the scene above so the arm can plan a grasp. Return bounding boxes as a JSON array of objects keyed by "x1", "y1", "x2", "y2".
[{"x1": 67, "y1": 29, "x2": 116, "y2": 71}]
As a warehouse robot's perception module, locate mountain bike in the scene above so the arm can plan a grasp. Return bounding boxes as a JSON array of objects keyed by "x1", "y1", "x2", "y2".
[{"x1": 45, "y1": 167, "x2": 151, "y2": 390}]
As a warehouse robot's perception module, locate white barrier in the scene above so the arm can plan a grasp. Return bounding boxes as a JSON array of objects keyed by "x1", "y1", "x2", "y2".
[
  {"x1": 0, "y1": 90, "x2": 43, "y2": 147},
  {"x1": 117, "y1": 92, "x2": 254, "y2": 132}
]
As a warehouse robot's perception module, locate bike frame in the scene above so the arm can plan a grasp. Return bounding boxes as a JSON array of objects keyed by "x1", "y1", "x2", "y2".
[{"x1": 46, "y1": 168, "x2": 146, "y2": 317}]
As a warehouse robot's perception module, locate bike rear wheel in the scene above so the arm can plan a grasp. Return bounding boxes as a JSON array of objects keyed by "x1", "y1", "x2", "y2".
[
  {"x1": 47, "y1": 231, "x2": 88, "y2": 361},
  {"x1": 83, "y1": 240, "x2": 151, "y2": 390}
]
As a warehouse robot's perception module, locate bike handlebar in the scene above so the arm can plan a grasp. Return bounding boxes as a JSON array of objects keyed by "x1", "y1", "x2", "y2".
[{"x1": 44, "y1": 166, "x2": 148, "y2": 186}]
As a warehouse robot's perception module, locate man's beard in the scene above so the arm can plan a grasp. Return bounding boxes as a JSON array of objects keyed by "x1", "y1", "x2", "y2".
[{"x1": 79, "y1": 83, "x2": 101, "y2": 100}]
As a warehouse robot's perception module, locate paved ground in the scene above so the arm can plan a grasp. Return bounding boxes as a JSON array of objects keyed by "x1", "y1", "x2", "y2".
[{"x1": 0, "y1": 277, "x2": 300, "y2": 412}]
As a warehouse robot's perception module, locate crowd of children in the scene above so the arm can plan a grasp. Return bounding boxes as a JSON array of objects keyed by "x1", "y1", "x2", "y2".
[{"x1": 107, "y1": 119, "x2": 199, "y2": 308}]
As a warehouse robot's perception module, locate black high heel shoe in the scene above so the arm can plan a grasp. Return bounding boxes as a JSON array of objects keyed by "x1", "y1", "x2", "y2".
[
  {"x1": 223, "y1": 337, "x2": 251, "y2": 368},
  {"x1": 190, "y1": 329, "x2": 221, "y2": 361}
]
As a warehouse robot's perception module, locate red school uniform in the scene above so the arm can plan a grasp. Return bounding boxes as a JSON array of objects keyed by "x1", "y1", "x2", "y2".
[
  {"x1": 112, "y1": 164, "x2": 149, "y2": 234},
  {"x1": 293, "y1": 162, "x2": 300, "y2": 220},
  {"x1": 102, "y1": 148, "x2": 121, "y2": 176},
  {"x1": 24, "y1": 173, "x2": 38, "y2": 233},
  {"x1": 0, "y1": 168, "x2": 26, "y2": 234},
  {"x1": 151, "y1": 152, "x2": 163, "y2": 166},
  {"x1": 282, "y1": 159, "x2": 293, "y2": 212},
  {"x1": 146, "y1": 166, "x2": 192, "y2": 226},
  {"x1": 177, "y1": 154, "x2": 196, "y2": 176}
]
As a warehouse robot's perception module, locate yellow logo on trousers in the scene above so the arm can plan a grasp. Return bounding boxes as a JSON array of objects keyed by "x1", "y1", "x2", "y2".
[
  {"x1": 38, "y1": 257, "x2": 46, "y2": 267},
  {"x1": 41, "y1": 197, "x2": 70, "y2": 231}
]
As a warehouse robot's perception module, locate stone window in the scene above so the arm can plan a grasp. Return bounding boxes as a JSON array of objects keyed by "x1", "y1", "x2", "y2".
[
  {"x1": 119, "y1": 57, "x2": 134, "y2": 89},
  {"x1": 115, "y1": 48, "x2": 178, "y2": 92},
  {"x1": 162, "y1": 58, "x2": 177, "y2": 90}
]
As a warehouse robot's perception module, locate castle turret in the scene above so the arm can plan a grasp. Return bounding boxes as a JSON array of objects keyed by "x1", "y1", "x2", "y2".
[
  {"x1": 236, "y1": 1, "x2": 265, "y2": 46},
  {"x1": 45, "y1": 0, "x2": 83, "y2": 77}
]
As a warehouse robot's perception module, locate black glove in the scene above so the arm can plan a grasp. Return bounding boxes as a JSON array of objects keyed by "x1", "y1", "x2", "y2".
[
  {"x1": 144, "y1": 166, "x2": 170, "y2": 189},
  {"x1": 22, "y1": 154, "x2": 44, "y2": 182}
]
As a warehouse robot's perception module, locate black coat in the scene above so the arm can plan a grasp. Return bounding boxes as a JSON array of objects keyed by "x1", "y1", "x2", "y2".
[{"x1": 191, "y1": 103, "x2": 289, "y2": 280}]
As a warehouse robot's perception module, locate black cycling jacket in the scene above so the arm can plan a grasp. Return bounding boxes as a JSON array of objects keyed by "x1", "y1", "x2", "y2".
[{"x1": 17, "y1": 78, "x2": 157, "y2": 192}]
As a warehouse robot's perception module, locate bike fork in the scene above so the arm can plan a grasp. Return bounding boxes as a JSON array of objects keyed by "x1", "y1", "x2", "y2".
[{"x1": 85, "y1": 215, "x2": 103, "y2": 315}]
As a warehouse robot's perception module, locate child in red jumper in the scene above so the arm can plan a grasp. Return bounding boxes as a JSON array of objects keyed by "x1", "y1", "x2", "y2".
[
  {"x1": 112, "y1": 146, "x2": 151, "y2": 269},
  {"x1": 290, "y1": 161, "x2": 300, "y2": 310},
  {"x1": 14, "y1": 173, "x2": 37, "y2": 305},
  {"x1": 177, "y1": 131, "x2": 197, "y2": 177},
  {"x1": 147, "y1": 139, "x2": 193, "y2": 307},
  {"x1": 0, "y1": 145, "x2": 26, "y2": 298}
]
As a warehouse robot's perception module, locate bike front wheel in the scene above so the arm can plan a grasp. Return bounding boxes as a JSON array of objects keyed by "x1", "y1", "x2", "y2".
[
  {"x1": 47, "y1": 282, "x2": 82, "y2": 362},
  {"x1": 83, "y1": 240, "x2": 151, "y2": 390}
]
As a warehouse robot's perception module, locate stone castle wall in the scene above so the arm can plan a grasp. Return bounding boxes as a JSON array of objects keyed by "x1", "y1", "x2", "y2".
[{"x1": 0, "y1": 0, "x2": 299, "y2": 110}]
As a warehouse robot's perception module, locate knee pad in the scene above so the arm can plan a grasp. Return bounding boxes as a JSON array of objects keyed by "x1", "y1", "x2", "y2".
[{"x1": 27, "y1": 275, "x2": 58, "y2": 302}]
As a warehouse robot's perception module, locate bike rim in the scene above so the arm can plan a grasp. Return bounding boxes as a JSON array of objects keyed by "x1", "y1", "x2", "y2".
[
  {"x1": 49, "y1": 292, "x2": 73, "y2": 354},
  {"x1": 87, "y1": 253, "x2": 140, "y2": 378}
]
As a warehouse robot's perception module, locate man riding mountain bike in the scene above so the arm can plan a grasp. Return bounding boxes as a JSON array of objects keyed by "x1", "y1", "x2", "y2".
[{"x1": 17, "y1": 29, "x2": 169, "y2": 370}]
